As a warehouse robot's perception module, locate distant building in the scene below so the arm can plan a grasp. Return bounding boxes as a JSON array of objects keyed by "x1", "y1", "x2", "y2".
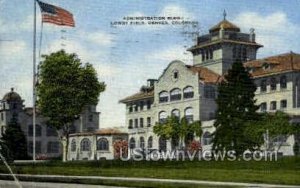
[
  {"x1": 68, "y1": 128, "x2": 128, "y2": 160},
  {"x1": 120, "y1": 15, "x2": 300, "y2": 156},
  {"x1": 0, "y1": 88, "x2": 100, "y2": 159}
]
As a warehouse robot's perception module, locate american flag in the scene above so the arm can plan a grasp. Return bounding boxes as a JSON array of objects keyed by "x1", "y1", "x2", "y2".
[{"x1": 37, "y1": 0, "x2": 75, "y2": 27}]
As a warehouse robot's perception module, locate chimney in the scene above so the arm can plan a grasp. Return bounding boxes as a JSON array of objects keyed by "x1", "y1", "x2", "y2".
[
  {"x1": 249, "y1": 28, "x2": 255, "y2": 42},
  {"x1": 147, "y1": 79, "x2": 158, "y2": 87}
]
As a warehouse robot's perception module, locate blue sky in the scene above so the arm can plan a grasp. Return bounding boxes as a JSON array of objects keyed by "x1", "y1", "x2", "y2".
[{"x1": 1, "y1": 0, "x2": 300, "y2": 128}]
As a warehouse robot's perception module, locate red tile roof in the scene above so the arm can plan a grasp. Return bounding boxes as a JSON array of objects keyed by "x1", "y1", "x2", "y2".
[
  {"x1": 186, "y1": 65, "x2": 223, "y2": 84},
  {"x1": 244, "y1": 52, "x2": 300, "y2": 78}
]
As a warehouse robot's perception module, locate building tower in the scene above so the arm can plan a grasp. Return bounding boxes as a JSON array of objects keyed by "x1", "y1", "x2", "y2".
[
  {"x1": 0, "y1": 88, "x2": 24, "y2": 136},
  {"x1": 188, "y1": 11, "x2": 263, "y2": 75}
]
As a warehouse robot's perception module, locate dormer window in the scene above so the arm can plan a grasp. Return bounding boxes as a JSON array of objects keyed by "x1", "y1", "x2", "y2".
[
  {"x1": 262, "y1": 63, "x2": 270, "y2": 70},
  {"x1": 172, "y1": 70, "x2": 179, "y2": 81}
]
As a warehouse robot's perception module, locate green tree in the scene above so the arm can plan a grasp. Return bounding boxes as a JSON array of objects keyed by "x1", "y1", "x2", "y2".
[
  {"x1": 249, "y1": 111, "x2": 296, "y2": 152},
  {"x1": 37, "y1": 50, "x2": 106, "y2": 161},
  {"x1": 153, "y1": 116, "x2": 202, "y2": 149},
  {"x1": 1, "y1": 116, "x2": 27, "y2": 160},
  {"x1": 213, "y1": 60, "x2": 260, "y2": 155}
]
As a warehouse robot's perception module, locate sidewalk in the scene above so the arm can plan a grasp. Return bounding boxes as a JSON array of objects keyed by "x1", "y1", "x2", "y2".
[{"x1": 0, "y1": 174, "x2": 299, "y2": 188}]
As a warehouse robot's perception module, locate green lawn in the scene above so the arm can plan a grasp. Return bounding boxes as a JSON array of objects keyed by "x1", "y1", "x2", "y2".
[{"x1": 0, "y1": 157, "x2": 299, "y2": 186}]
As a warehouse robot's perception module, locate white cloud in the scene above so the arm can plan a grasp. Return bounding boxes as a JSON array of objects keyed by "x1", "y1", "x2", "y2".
[
  {"x1": 233, "y1": 12, "x2": 300, "y2": 56},
  {"x1": 85, "y1": 31, "x2": 114, "y2": 46},
  {"x1": 159, "y1": 4, "x2": 194, "y2": 20},
  {"x1": 145, "y1": 45, "x2": 193, "y2": 63}
]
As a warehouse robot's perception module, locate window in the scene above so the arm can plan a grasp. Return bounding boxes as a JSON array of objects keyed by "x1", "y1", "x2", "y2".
[
  {"x1": 209, "y1": 49, "x2": 213, "y2": 59},
  {"x1": 270, "y1": 101, "x2": 277, "y2": 111},
  {"x1": 280, "y1": 76, "x2": 287, "y2": 89},
  {"x1": 0, "y1": 113, "x2": 3, "y2": 121},
  {"x1": 140, "y1": 137, "x2": 145, "y2": 149},
  {"x1": 270, "y1": 78, "x2": 277, "y2": 91},
  {"x1": 263, "y1": 63, "x2": 270, "y2": 70},
  {"x1": 69, "y1": 124, "x2": 76, "y2": 134},
  {"x1": 97, "y1": 138, "x2": 109, "y2": 151},
  {"x1": 171, "y1": 109, "x2": 180, "y2": 118},
  {"x1": 185, "y1": 107, "x2": 193, "y2": 123},
  {"x1": 203, "y1": 132, "x2": 212, "y2": 145},
  {"x1": 260, "y1": 102, "x2": 267, "y2": 112},
  {"x1": 140, "y1": 118, "x2": 144, "y2": 128},
  {"x1": 71, "y1": 139, "x2": 76, "y2": 152},
  {"x1": 134, "y1": 105, "x2": 138, "y2": 112},
  {"x1": 12, "y1": 103, "x2": 17, "y2": 109},
  {"x1": 46, "y1": 125, "x2": 57, "y2": 136},
  {"x1": 148, "y1": 136, "x2": 153, "y2": 148},
  {"x1": 28, "y1": 141, "x2": 41, "y2": 154},
  {"x1": 47, "y1": 142, "x2": 59, "y2": 153},
  {"x1": 28, "y1": 124, "x2": 42, "y2": 137},
  {"x1": 147, "y1": 100, "x2": 151, "y2": 110},
  {"x1": 80, "y1": 138, "x2": 91, "y2": 151},
  {"x1": 204, "y1": 86, "x2": 215, "y2": 98},
  {"x1": 159, "y1": 111, "x2": 167, "y2": 123},
  {"x1": 159, "y1": 91, "x2": 168, "y2": 103},
  {"x1": 134, "y1": 119, "x2": 138, "y2": 128},
  {"x1": 140, "y1": 101, "x2": 144, "y2": 111},
  {"x1": 129, "y1": 119, "x2": 133, "y2": 129},
  {"x1": 183, "y1": 86, "x2": 194, "y2": 99},
  {"x1": 129, "y1": 106, "x2": 133, "y2": 113},
  {"x1": 147, "y1": 117, "x2": 151, "y2": 127},
  {"x1": 129, "y1": 138, "x2": 135, "y2": 149},
  {"x1": 170, "y1": 88, "x2": 181, "y2": 101},
  {"x1": 88, "y1": 115, "x2": 93, "y2": 122},
  {"x1": 173, "y1": 71, "x2": 178, "y2": 79},
  {"x1": 260, "y1": 80, "x2": 267, "y2": 92},
  {"x1": 280, "y1": 100, "x2": 287, "y2": 109}
]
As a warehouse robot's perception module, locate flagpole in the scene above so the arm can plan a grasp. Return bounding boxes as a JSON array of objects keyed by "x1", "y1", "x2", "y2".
[{"x1": 33, "y1": 0, "x2": 37, "y2": 162}]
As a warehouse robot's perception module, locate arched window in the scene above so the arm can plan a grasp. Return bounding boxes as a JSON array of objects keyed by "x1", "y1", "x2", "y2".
[
  {"x1": 203, "y1": 132, "x2": 213, "y2": 145},
  {"x1": 185, "y1": 107, "x2": 193, "y2": 123},
  {"x1": 97, "y1": 138, "x2": 109, "y2": 151},
  {"x1": 183, "y1": 86, "x2": 194, "y2": 99},
  {"x1": 71, "y1": 139, "x2": 76, "y2": 152},
  {"x1": 80, "y1": 138, "x2": 91, "y2": 151},
  {"x1": 270, "y1": 77, "x2": 277, "y2": 91},
  {"x1": 296, "y1": 77, "x2": 300, "y2": 108},
  {"x1": 148, "y1": 136, "x2": 153, "y2": 148},
  {"x1": 159, "y1": 111, "x2": 167, "y2": 123},
  {"x1": 170, "y1": 88, "x2": 181, "y2": 101},
  {"x1": 171, "y1": 109, "x2": 180, "y2": 118},
  {"x1": 159, "y1": 91, "x2": 168, "y2": 103},
  {"x1": 260, "y1": 79, "x2": 267, "y2": 92},
  {"x1": 129, "y1": 138, "x2": 135, "y2": 149},
  {"x1": 159, "y1": 137, "x2": 167, "y2": 152},
  {"x1": 140, "y1": 137, "x2": 145, "y2": 149},
  {"x1": 280, "y1": 75, "x2": 287, "y2": 89}
]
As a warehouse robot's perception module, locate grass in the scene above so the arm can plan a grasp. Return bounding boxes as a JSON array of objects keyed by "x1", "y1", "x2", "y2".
[{"x1": 0, "y1": 157, "x2": 299, "y2": 186}]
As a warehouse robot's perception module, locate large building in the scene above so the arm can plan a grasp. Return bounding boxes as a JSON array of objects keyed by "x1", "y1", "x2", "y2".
[
  {"x1": 120, "y1": 15, "x2": 300, "y2": 156},
  {"x1": 0, "y1": 88, "x2": 100, "y2": 159}
]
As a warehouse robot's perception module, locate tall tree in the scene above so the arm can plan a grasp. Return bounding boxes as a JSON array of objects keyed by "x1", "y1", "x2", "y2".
[
  {"x1": 37, "y1": 50, "x2": 106, "y2": 161},
  {"x1": 1, "y1": 116, "x2": 27, "y2": 160},
  {"x1": 213, "y1": 60, "x2": 259, "y2": 155}
]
